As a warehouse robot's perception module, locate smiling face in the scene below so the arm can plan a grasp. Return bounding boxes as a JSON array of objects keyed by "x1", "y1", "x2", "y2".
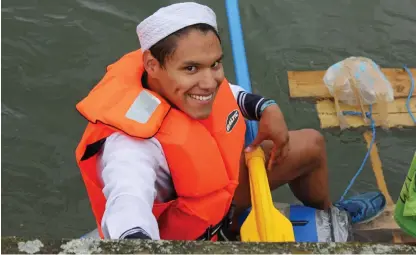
[{"x1": 143, "y1": 26, "x2": 224, "y2": 120}]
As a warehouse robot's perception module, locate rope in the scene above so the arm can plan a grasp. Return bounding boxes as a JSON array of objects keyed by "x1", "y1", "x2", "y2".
[
  {"x1": 338, "y1": 105, "x2": 376, "y2": 201},
  {"x1": 403, "y1": 65, "x2": 416, "y2": 124},
  {"x1": 338, "y1": 64, "x2": 415, "y2": 201}
]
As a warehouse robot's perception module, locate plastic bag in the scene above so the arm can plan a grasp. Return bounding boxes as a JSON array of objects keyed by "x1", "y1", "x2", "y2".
[
  {"x1": 323, "y1": 57, "x2": 394, "y2": 105},
  {"x1": 323, "y1": 57, "x2": 394, "y2": 129}
]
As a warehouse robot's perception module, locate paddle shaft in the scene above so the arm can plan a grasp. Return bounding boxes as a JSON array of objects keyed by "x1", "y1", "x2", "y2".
[{"x1": 225, "y1": 0, "x2": 295, "y2": 242}]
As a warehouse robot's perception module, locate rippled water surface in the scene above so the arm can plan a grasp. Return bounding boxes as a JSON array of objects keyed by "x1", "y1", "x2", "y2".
[{"x1": 2, "y1": 0, "x2": 416, "y2": 238}]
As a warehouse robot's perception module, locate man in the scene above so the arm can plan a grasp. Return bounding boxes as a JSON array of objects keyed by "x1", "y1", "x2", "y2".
[{"x1": 75, "y1": 2, "x2": 386, "y2": 240}]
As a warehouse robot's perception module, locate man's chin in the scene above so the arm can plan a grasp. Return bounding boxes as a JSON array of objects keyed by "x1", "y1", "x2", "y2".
[
  {"x1": 191, "y1": 112, "x2": 211, "y2": 120},
  {"x1": 186, "y1": 108, "x2": 212, "y2": 120}
]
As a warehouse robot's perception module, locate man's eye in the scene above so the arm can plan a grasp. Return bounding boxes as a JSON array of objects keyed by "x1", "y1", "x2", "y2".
[
  {"x1": 185, "y1": 66, "x2": 197, "y2": 72},
  {"x1": 212, "y1": 61, "x2": 222, "y2": 69}
]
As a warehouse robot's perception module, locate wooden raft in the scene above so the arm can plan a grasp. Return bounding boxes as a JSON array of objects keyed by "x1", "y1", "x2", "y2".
[
  {"x1": 288, "y1": 68, "x2": 416, "y2": 128},
  {"x1": 287, "y1": 67, "x2": 416, "y2": 243}
]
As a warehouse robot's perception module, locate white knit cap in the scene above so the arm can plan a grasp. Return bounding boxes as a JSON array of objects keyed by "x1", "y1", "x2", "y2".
[{"x1": 136, "y1": 2, "x2": 218, "y2": 51}]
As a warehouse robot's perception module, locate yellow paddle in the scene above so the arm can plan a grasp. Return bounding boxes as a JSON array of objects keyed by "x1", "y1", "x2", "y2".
[{"x1": 240, "y1": 146, "x2": 295, "y2": 242}]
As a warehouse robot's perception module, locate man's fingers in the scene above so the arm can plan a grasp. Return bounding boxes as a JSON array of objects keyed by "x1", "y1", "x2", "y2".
[
  {"x1": 282, "y1": 143, "x2": 290, "y2": 158},
  {"x1": 267, "y1": 146, "x2": 279, "y2": 171},
  {"x1": 276, "y1": 143, "x2": 289, "y2": 164},
  {"x1": 245, "y1": 133, "x2": 266, "y2": 153},
  {"x1": 270, "y1": 135, "x2": 290, "y2": 167}
]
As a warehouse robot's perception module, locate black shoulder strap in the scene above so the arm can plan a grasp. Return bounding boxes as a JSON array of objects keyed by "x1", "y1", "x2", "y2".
[{"x1": 81, "y1": 138, "x2": 107, "y2": 161}]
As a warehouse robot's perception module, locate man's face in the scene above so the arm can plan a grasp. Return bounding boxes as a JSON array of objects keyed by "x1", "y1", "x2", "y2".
[{"x1": 149, "y1": 29, "x2": 224, "y2": 120}]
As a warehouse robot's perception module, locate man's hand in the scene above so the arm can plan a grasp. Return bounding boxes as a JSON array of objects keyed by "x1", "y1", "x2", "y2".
[{"x1": 244, "y1": 103, "x2": 289, "y2": 171}]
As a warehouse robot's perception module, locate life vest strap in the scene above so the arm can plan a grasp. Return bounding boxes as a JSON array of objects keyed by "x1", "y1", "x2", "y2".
[
  {"x1": 81, "y1": 138, "x2": 107, "y2": 161},
  {"x1": 196, "y1": 202, "x2": 236, "y2": 241}
]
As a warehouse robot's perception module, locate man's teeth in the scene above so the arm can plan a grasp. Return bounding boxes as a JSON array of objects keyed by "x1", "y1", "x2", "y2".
[{"x1": 189, "y1": 94, "x2": 213, "y2": 101}]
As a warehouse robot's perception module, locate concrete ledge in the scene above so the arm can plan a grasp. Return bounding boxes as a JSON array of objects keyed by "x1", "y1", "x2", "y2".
[{"x1": 2, "y1": 236, "x2": 416, "y2": 254}]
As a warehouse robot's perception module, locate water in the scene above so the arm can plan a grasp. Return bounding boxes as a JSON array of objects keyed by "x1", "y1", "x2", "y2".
[{"x1": 2, "y1": 0, "x2": 416, "y2": 238}]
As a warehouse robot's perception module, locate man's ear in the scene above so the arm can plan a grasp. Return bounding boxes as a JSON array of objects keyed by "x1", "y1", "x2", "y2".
[{"x1": 143, "y1": 50, "x2": 159, "y2": 75}]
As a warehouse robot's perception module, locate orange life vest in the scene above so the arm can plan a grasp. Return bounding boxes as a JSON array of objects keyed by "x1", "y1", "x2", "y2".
[{"x1": 75, "y1": 49, "x2": 246, "y2": 240}]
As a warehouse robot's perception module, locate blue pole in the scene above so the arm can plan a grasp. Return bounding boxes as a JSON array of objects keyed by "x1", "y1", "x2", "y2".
[{"x1": 225, "y1": 0, "x2": 258, "y2": 146}]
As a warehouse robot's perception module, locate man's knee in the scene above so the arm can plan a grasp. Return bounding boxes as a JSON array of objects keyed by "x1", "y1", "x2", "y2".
[
  {"x1": 306, "y1": 129, "x2": 325, "y2": 149},
  {"x1": 301, "y1": 129, "x2": 326, "y2": 162}
]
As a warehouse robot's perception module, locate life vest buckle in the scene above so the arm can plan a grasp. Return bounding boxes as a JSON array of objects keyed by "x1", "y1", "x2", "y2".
[
  {"x1": 226, "y1": 202, "x2": 236, "y2": 226},
  {"x1": 197, "y1": 202, "x2": 236, "y2": 241}
]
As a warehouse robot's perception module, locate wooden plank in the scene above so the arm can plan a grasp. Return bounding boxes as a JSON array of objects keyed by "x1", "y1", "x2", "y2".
[
  {"x1": 288, "y1": 68, "x2": 416, "y2": 99},
  {"x1": 317, "y1": 98, "x2": 416, "y2": 114},
  {"x1": 316, "y1": 98, "x2": 416, "y2": 128},
  {"x1": 393, "y1": 231, "x2": 403, "y2": 244},
  {"x1": 363, "y1": 125, "x2": 403, "y2": 243},
  {"x1": 363, "y1": 131, "x2": 394, "y2": 206},
  {"x1": 318, "y1": 113, "x2": 414, "y2": 128},
  {"x1": 354, "y1": 206, "x2": 399, "y2": 232}
]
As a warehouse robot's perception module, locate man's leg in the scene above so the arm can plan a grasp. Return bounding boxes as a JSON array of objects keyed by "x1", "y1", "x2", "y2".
[
  {"x1": 232, "y1": 128, "x2": 386, "y2": 229},
  {"x1": 233, "y1": 128, "x2": 331, "y2": 215}
]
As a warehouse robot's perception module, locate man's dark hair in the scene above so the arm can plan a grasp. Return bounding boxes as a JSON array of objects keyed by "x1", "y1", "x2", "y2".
[{"x1": 149, "y1": 23, "x2": 221, "y2": 67}]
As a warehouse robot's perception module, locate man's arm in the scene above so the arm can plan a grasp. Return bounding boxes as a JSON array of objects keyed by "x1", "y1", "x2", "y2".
[
  {"x1": 229, "y1": 83, "x2": 276, "y2": 121},
  {"x1": 98, "y1": 133, "x2": 165, "y2": 240}
]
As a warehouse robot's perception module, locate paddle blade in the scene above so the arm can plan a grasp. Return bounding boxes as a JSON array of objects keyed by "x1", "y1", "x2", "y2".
[
  {"x1": 240, "y1": 206, "x2": 295, "y2": 242},
  {"x1": 240, "y1": 147, "x2": 295, "y2": 242},
  {"x1": 240, "y1": 211, "x2": 260, "y2": 241}
]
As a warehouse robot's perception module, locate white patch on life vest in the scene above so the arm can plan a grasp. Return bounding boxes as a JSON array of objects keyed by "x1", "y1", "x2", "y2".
[{"x1": 125, "y1": 90, "x2": 161, "y2": 123}]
